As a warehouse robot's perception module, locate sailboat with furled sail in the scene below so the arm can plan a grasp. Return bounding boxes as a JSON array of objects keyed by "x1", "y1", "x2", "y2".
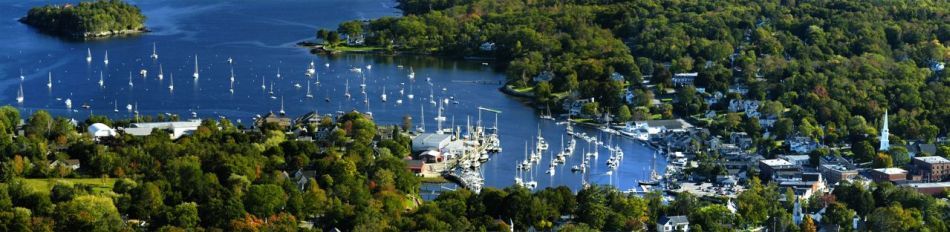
[
  {"x1": 192, "y1": 54, "x2": 199, "y2": 79},
  {"x1": 128, "y1": 72, "x2": 134, "y2": 87},
  {"x1": 16, "y1": 82, "x2": 24, "y2": 104},
  {"x1": 47, "y1": 72, "x2": 52, "y2": 89},
  {"x1": 381, "y1": 86, "x2": 387, "y2": 102},
  {"x1": 98, "y1": 73, "x2": 104, "y2": 87},
  {"x1": 150, "y1": 43, "x2": 158, "y2": 60},
  {"x1": 103, "y1": 50, "x2": 109, "y2": 65},
  {"x1": 168, "y1": 74, "x2": 175, "y2": 92},
  {"x1": 157, "y1": 64, "x2": 164, "y2": 80},
  {"x1": 86, "y1": 48, "x2": 92, "y2": 63},
  {"x1": 305, "y1": 80, "x2": 313, "y2": 98}
]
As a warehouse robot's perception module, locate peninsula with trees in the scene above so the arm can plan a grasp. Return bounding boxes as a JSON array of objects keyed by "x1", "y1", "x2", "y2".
[{"x1": 20, "y1": 0, "x2": 146, "y2": 39}]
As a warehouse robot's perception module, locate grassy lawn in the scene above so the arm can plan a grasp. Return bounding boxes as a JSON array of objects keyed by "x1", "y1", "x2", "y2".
[
  {"x1": 21, "y1": 178, "x2": 115, "y2": 193},
  {"x1": 512, "y1": 86, "x2": 534, "y2": 93}
]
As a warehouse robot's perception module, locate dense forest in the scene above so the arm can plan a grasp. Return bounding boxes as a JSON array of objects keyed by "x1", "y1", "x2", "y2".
[
  {"x1": 332, "y1": 0, "x2": 950, "y2": 166},
  {"x1": 20, "y1": 0, "x2": 145, "y2": 38},
  {"x1": 0, "y1": 106, "x2": 946, "y2": 231}
]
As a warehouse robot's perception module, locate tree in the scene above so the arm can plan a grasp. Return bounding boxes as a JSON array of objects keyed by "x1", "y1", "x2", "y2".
[
  {"x1": 327, "y1": 31, "x2": 341, "y2": 45},
  {"x1": 802, "y1": 215, "x2": 817, "y2": 232},
  {"x1": 130, "y1": 182, "x2": 163, "y2": 220},
  {"x1": 244, "y1": 184, "x2": 287, "y2": 218},
  {"x1": 822, "y1": 202, "x2": 855, "y2": 231},
  {"x1": 617, "y1": 105, "x2": 632, "y2": 122},
  {"x1": 582, "y1": 102, "x2": 600, "y2": 117},
  {"x1": 167, "y1": 202, "x2": 199, "y2": 228},
  {"x1": 338, "y1": 21, "x2": 363, "y2": 37},
  {"x1": 54, "y1": 195, "x2": 124, "y2": 231},
  {"x1": 534, "y1": 81, "x2": 553, "y2": 104},
  {"x1": 866, "y1": 203, "x2": 922, "y2": 231}
]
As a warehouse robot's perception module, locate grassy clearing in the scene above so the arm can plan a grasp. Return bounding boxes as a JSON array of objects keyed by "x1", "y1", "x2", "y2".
[
  {"x1": 20, "y1": 178, "x2": 116, "y2": 193},
  {"x1": 325, "y1": 45, "x2": 384, "y2": 52}
]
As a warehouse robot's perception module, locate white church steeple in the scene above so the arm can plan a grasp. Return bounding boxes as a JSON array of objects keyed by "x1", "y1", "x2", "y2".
[{"x1": 880, "y1": 109, "x2": 889, "y2": 151}]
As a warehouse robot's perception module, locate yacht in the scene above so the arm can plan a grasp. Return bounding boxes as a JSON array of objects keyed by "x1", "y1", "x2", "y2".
[
  {"x1": 103, "y1": 50, "x2": 109, "y2": 65},
  {"x1": 261, "y1": 76, "x2": 266, "y2": 91},
  {"x1": 19, "y1": 69, "x2": 24, "y2": 81},
  {"x1": 230, "y1": 67, "x2": 235, "y2": 83},
  {"x1": 64, "y1": 98, "x2": 72, "y2": 109},
  {"x1": 113, "y1": 100, "x2": 119, "y2": 112},
  {"x1": 139, "y1": 69, "x2": 147, "y2": 78},
  {"x1": 128, "y1": 72, "x2": 134, "y2": 87},
  {"x1": 408, "y1": 67, "x2": 415, "y2": 79},
  {"x1": 227, "y1": 57, "x2": 233, "y2": 64},
  {"x1": 306, "y1": 60, "x2": 316, "y2": 76},
  {"x1": 98, "y1": 73, "x2": 104, "y2": 87},
  {"x1": 276, "y1": 67, "x2": 282, "y2": 79},
  {"x1": 86, "y1": 48, "x2": 92, "y2": 63},
  {"x1": 168, "y1": 74, "x2": 175, "y2": 91},
  {"x1": 381, "y1": 86, "x2": 387, "y2": 102},
  {"x1": 279, "y1": 97, "x2": 286, "y2": 115},
  {"x1": 126, "y1": 103, "x2": 133, "y2": 112},
  {"x1": 47, "y1": 72, "x2": 52, "y2": 89}
]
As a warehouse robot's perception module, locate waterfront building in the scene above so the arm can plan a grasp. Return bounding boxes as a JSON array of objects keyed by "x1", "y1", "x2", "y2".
[{"x1": 121, "y1": 119, "x2": 202, "y2": 139}]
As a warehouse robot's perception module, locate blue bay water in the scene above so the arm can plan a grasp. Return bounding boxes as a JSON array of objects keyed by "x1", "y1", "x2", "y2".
[{"x1": 0, "y1": 0, "x2": 662, "y2": 192}]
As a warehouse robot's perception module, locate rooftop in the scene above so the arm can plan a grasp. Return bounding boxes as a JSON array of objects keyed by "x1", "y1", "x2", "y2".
[
  {"x1": 659, "y1": 215, "x2": 689, "y2": 225},
  {"x1": 761, "y1": 159, "x2": 794, "y2": 167},
  {"x1": 132, "y1": 119, "x2": 202, "y2": 129},
  {"x1": 914, "y1": 156, "x2": 950, "y2": 164},
  {"x1": 900, "y1": 182, "x2": 950, "y2": 188},
  {"x1": 873, "y1": 168, "x2": 907, "y2": 175}
]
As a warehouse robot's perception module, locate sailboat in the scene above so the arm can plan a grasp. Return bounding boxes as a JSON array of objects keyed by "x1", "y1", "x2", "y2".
[
  {"x1": 407, "y1": 84, "x2": 414, "y2": 100},
  {"x1": 128, "y1": 72, "x2": 134, "y2": 87},
  {"x1": 126, "y1": 103, "x2": 133, "y2": 112},
  {"x1": 305, "y1": 80, "x2": 313, "y2": 98},
  {"x1": 168, "y1": 74, "x2": 175, "y2": 91},
  {"x1": 229, "y1": 66, "x2": 235, "y2": 83},
  {"x1": 192, "y1": 54, "x2": 199, "y2": 79},
  {"x1": 227, "y1": 57, "x2": 233, "y2": 64},
  {"x1": 261, "y1": 76, "x2": 266, "y2": 91},
  {"x1": 279, "y1": 96, "x2": 286, "y2": 115},
  {"x1": 139, "y1": 69, "x2": 148, "y2": 78},
  {"x1": 103, "y1": 50, "x2": 109, "y2": 65},
  {"x1": 416, "y1": 104, "x2": 426, "y2": 133},
  {"x1": 47, "y1": 72, "x2": 52, "y2": 89},
  {"x1": 157, "y1": 64, "x2": 164, "y2": 80},
  {"x1": 98, "y1": 73, "x2": 104, "y2": 87},
  {"x1": 428, "y1": 85, "x2": 436, "y2": 105},
  {"x1": 276, "y1": 67, "x2": 281, "y2": 79},
  {"x1": 16, "y1": 82, "x2": 24, "y2": 104},
  {"x1": 381, "y1": 86, "x2": 387, "y2": 102},
  {"x1": 113, "y1": 100, "x2": 119, "y2": 112},
  {"x1": 306, "y1": 60, "x2": 316, "y2": 77},
  {"x1": 408, "y1": 67, "x2": 415, "y2": 79},
  {"x1": 65, "y1": 98, "x2": 72, "y2": 109},
  {"x1": 19, "y1": 69, "x2": 24, "y2": 81},
  {"x1": 268, "y1": 82, "x2": 275, "y2": 95},
  {"x1": 150, "y1": 43, "x2": 158, "y2": 60},
  {"x1": 229, "y1": 81, "x2": 234, "y2": 94},
  {"x1": 344, "y1": 79, "x2": 351, "y2": 99},
  {"x1": 86, "y1": 48, "x2": 92, "y2": 63}
]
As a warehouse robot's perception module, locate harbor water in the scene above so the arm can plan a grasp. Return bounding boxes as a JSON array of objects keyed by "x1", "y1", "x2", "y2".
[{"x1": 0, "y1": 0, "x2": 663, "y2": 193}]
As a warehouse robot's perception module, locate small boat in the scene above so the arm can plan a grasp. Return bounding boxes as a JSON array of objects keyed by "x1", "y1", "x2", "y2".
[
  {"x1": 139, "y1": 69, "x2": 147, "y2": 78},
  {"x1": 128, "y1": 72, "x2": 134, "y2": 87},
  {"x1": 103, "y1": 50, "x2": 109, "y2": 65},
  {"x1": 381, "y1": 86, "x2": 387, "y2": 102},
  {"x1": 279, "y1": 97, "x2": 286, "y2": 115},
  {"x1": 229, "y1": 67, "x2": 235, "y2": 83},
  {"x1": 168, "y1": 74, "x2": 175, "y2": 91},
  {"x1": 307, "y1": 60, "x2": 316, "y2": 76},
  {"x1": 16, "y1": 83, "x2": 24, "y2": 104},
  {"x1": 86, "y1": 48, "x2": 92, "y2": 63},
  {"x1": 396, "y1": 99, "x2": 402, "y2": 104},
  {"x1": 229, "y1": 81, "x2": 234, "y2": 94},
  {"x1": 150, "y1": 43, "x2": 159, "y2": 60},
  {"x1": 407, "y1": 84, "x2": 414, "y2": 100},
  {"x1": 19, "y1": 69, "x2": 24, "y2": 81},
  {"x1": 227, "y1": 57, "x2": 233, "y2": 64},
  {"x1": 64, "y1": 98, "x2": 72, "y2": 109},
  {"x1": 349, "y1": 67, "x2": 361, "y2": 73},
  {"x1": 324, "y1": 63, "x2": 330, "y2": 68},
  {"x1": 268, "y1": 82, "x2": 275, "y2": 95},
  {"x1": 157, "y1": 64, "x2": 164, "y2": 80},
  {"x1": 294, "y1": 83, "x2": 302, "y2": 88},
  {"x1": 113, "y1": 100, "x2": 119, "y2": 112},
  {"x1": 192, "y1": 54, "x2": 200, "y2": 79},
  {"x1": 261, "y1": 76, "x2": 266, "y2": 91},
  {"x1": 98, "y1": 73, "x2": 104, "y2": 87},
  {"x1": 305, "y1": 80, "x2": 313, "y2": 98},
  {"x1": 408, "y1": 67, "x2": 415, "y2": 79},
  {"x1": 81, "y1": 103, "x2": 90, "y2": 109},
  {"x1": 126, "y1": 103, "x2": 133, "y2": 112},
  {"x1": 366, "y1": 64, "x2": 372, "y2": 70},
  {"x1": 47, "y1": 72, "x2": 52, "y2": 89},
  {"x1": 344, "y1": 80, "x2": 351, "y2": 98}
]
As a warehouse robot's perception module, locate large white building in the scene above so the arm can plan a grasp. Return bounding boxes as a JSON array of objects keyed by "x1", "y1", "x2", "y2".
[
  {"x1": 121, "y1": 119, "x2": 202, "y2": 139},
  {"x1": 87, "y1": 123, "x2": 117, "y2": 139}
]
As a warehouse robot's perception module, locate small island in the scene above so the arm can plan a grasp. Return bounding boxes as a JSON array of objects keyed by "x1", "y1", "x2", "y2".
[{"x1": 20, "y1": 0, "x2": 146, "y2": 39}]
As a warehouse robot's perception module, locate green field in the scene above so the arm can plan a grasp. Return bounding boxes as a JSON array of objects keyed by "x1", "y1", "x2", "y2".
[{"x1": 20, "y1": 178, "x2": 116, "y2": 193}]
